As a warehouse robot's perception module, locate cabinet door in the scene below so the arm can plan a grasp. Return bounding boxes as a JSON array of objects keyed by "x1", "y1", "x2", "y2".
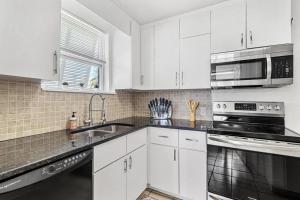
[
  {"x1": 149, "y1": 144, "x2": 179, "y2": 195},
  {"x1": 180, "y1": 35, "x2": 211, "y2": 89},
  {"x1": 211, "y1": 0, "x2": 246, "y2": 53},
  {"x1": 154, "y1": 20, "x2": 180, "y2": 89},
  {"x1": 180, "y1": 10, "x2": 211, "y2": 38},
  {"x1": 94, "y1": 158, "x2": 127, "y2": 200},
  {"x1": 247, "y1": 0, "x2": 292, "y2": 48},
  {"x1": 0, "y1": 0, "x2": 60, "y2": 80},
  {"x1": 180, "y1": 149, "x2": 207, "y2": 200},
  {"x1": 127, "y1": 146, "x2": 147, "y2": 200},
  {"x1": 140, "y1": 25, "x2": 155, "y2": 90},
  {"x1": 131, "y1": 20, "x2": 141, "y2": 89}
]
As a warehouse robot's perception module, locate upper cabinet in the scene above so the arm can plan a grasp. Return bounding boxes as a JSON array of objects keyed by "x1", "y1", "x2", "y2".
[
  {"x1": 246, "y1": 0, "x2": 292, "y2": 48},
  {"x1": 180, "y1": 10, "x2": 211, "y2": 38},
  {"x1": 179, "y1": 10, "x2": 211, "y2": 89},
  {"x1": 140, "y1": 25, "x2": 155, "y2": 90},
  {"x1": 211, "y1": 0, "x2": 292, "y2": 53},
  {"x1": 211, "y1": 0, "x2": 246, "y2": 53},
  {"x1": 113, "y1": 20, "x2": 141, "y2": 90},
  {"x1": 0, "y1": 0, "x2": 61, "y2": 80},
  {"x1": 154, "y1": 19, "x2": 180, "y2": 90}
]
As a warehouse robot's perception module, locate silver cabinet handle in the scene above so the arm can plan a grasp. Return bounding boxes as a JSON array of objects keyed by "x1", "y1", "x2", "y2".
[
  {"x1": 53, "y1": 51, "x2": 58, "y2": 75},
  {"x1": 241, "y1": 33, "x2": 244, "y2": 46},
  {"x1": 124, "y1": 159, "x2": 127, "y2": 173},
  {"x1": 175, "y1": 72, "x2": 178, "y2": 86},
  {"x1": 249, "y1": 31, "x2": 253, "y2": 44},
  {"x1": 181, "y1": 72, "x2": 184, "y2": 86},
  {"x1": 140, "y1": 75, "x2": 144, "y2": 85},
  {"x1": 129, "y1": 156, "x2": 132, "y2": 169},
  {"x1": 158, "y1": 135, "x2": 169, "y2": 138},
  {"x1": 185, "y1": 138, "x2": 199, "y2": 142},
  {"x1": 174, "y1": 149, "x2": 176, "y2": 161}
]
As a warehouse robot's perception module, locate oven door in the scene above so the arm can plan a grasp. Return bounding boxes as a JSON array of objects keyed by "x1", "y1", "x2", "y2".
[
  {"x1": 207, "y1": 134, "x2": 300, "y2": 200},
  {"x1": 211, "y1": 56, "x2": 271, "y2": 88}
]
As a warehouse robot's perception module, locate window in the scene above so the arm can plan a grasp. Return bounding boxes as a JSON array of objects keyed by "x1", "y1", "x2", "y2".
[{"x1": 42, "y1": 11, "x2": 108, "y2": 92}]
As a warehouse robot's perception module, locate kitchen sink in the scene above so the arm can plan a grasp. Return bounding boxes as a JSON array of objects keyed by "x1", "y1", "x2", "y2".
[{"x1": 86, "y1": 124, "x2": 134, "y2": 137}]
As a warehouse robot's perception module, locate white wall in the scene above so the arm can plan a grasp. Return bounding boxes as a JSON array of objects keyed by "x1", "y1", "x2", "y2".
[
  {"x1": 212, "y1": 0, "x2": 300, "y2": 133},
  {"x1": 76, "y1": 0, "x2": 134, "y2": 35}
]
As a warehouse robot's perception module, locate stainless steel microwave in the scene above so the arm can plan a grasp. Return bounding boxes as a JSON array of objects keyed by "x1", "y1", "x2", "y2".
[{"x1": 210, "y1": 44, "x2": 293, "y2": 88}]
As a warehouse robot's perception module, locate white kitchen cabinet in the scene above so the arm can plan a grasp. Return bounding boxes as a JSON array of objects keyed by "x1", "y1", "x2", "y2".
[
  {"x1": 179, "y1": 149, "x2": 207, "y2": 200},
  {"x1": 131, "y1": 20, "x2": 141, "y2": 89},
  {"x1": 127, "y1": 146, "x2": 147, "y2": 200},
  {"x1": 149, "y1": 143, "x2": 179, "y2": 195},
  {"x1": 179, "y1": 130, "x2": 207, "y2": 200},
  {"x1": 246, "y1": 0, "x2": 292, "y2": 48},
  {"x1": 113, "y1": 20, "x2": 141, "y2": 90},
  {"x1": 0, "y1": 0, "x2": 60, "y2": 80},
  {"x1": 94, "y1": 157, "x2": 127, "y2": 200},
  {"x1": 140, "y1": 25, "x2": 155, "y2": 90},
  {"x1": 211, "y1": 0, "x2": 246, "y2": 53},
  {"x1": 94, "y1": 130, "x2": 147, "y2": 200},
  {"x1": 154, "y1": 19, "x2": 180, "y2": 89},
  {"x1": 180, "y1": 34, "x2": 211, "y2": 89},
  {"x1": 180, "y1": 10, "x2": 211, "y2": 38}
]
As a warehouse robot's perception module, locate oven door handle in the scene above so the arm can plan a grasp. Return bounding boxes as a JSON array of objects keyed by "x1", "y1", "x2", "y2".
[{"x1": 208, "y1": 135, "x2": 300, "y2": 157}]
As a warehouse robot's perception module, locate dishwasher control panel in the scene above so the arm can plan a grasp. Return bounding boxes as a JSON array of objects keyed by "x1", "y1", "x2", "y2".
[{"x1": 42, "y1": 150, "x2": 90, "y2": 175}]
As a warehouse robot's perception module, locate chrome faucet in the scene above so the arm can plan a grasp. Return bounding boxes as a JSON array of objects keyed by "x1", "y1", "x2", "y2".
[{"x1": 87, "y1": 93, "x2": 106, "y2": 125}]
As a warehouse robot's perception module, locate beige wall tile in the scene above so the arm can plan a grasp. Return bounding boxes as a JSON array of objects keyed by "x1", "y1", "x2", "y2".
[{"x1": 0, "y1": 79, "x2": 212, "y2": 141}]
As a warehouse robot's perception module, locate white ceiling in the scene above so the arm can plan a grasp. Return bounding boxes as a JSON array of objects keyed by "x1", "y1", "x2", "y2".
[{"x1": 111, "y1": 0, "x2": 227, "y2": 24}]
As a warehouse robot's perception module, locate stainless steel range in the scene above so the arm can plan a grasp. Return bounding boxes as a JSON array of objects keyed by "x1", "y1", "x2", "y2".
[{"x1": 208, "y1": 101, "x2": 300, "y2": 200}]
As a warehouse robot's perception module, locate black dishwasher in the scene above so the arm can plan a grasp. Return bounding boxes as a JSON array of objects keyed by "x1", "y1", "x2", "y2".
[{"x1": 0, "y1": 149, "x2": 92, "y2": 200}]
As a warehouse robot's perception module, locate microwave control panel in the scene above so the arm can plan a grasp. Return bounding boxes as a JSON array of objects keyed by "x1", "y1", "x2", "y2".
[{"x1": 272, "y1": 55, "x2": 293, "y2": 79}]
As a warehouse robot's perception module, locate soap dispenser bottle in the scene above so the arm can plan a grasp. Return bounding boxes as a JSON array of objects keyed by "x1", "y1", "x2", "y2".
[{"x1": 69, "y1": 112, "x2": 78, "y2": 130}]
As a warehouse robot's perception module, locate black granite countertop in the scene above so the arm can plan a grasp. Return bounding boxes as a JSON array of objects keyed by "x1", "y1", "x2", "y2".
[{"x1": 0, "y1": 117, "x2": 211, "y2": 182}]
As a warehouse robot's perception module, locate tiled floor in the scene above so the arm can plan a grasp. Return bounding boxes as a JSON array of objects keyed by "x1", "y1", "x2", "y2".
[{"x1": 138, "y1": 189, "x2": 180, "y2": 200}]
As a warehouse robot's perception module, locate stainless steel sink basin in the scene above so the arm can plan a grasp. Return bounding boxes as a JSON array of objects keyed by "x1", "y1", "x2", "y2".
[{"x1": 86, "y1": 124, "x2": 134, "y2": 137}]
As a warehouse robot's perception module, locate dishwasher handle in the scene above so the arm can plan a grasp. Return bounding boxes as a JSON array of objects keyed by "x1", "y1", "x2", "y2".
[{"x1": 0, "y1": 149, "x2": 92, "y2": 194}]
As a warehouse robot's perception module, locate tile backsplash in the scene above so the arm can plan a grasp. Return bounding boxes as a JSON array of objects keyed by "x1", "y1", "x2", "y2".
[
  {"x1": 0, "y1": 80, "x2": 133, "y2": 141},
  {"x1": 133, "y1": 90, "x2": 212, "y2": 121},
  {"x1": 0, "y1": 79, "x2": 212, "y2": 141}
]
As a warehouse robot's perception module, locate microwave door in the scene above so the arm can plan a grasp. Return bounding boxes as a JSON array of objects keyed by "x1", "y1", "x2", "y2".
[{"x1": 211, "y1": 58, "x2": 271, "y2": 88}]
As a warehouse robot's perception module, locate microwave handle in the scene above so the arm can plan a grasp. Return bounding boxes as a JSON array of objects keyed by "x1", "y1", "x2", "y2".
[{"x1": 266, "y1": 54, "x2": 272, "y2": 84}]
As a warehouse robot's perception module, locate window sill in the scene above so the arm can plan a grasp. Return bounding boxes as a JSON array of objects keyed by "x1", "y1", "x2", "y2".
[{"x1": 42, "y1": 87, "x2": 116, "y2": 95}]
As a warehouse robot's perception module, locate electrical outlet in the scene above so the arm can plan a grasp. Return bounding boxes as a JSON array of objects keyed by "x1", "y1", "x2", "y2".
[{"x1": 200, "y1": 107, "x2": 206, "y2": 116}]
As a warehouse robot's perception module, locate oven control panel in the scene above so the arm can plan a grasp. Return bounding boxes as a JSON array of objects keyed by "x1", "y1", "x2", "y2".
[
  {"x1": 41, "y1": 150, "x2": 90, "y2": 176},
  {"x1": 213, "y1": 101, "x2": 285, "y2": 116}
]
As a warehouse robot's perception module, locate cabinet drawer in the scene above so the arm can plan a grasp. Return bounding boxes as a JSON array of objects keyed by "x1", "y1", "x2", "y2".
[
  {"x1": 179, "y1": 130, "x2": 207, "y2": 152},
  {"x1": 127, "y1": 128, "x2": 147, "y2": 153},
  {"x1": 94, "y1": 136, "x2": 126, "y2": 172},
  {"x1": 150, "y1": 128, "x2": 178, "y2": 146}
]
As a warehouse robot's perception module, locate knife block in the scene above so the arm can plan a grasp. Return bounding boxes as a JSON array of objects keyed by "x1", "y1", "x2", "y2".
[{"x1": 150, "y1": 105, "x2": 172, "y2": 120}]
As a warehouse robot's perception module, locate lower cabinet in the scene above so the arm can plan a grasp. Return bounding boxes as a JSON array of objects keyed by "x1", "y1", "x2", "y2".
[
  {"x1": 94, "y1": 157, "x2": 127, "y2": 200},
  {"x1": 149, "y1": 143, "x2": 179, "y2": 195},
  {"x1": 94, "y1": 129, "x2": 147, "y2": 200},
  {"x1": 94, "y1": 145, "x2": 147, "y2": 200},
  {"x1": 179, "y1": 149, "x2": 207, "y2": 200},
  {"x1": 127, "y1": 146, "x2": 148, "y2": 200}
]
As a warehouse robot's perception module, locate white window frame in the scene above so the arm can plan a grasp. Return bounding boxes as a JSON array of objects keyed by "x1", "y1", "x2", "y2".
[{"x1": 42, "y1": 10, "x2": 114, "y2": 94}]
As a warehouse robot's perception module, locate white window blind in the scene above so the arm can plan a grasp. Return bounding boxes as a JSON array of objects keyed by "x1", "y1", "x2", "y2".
[{"x1": 42, "y1": 11, "x2": 107, "y2": 91}]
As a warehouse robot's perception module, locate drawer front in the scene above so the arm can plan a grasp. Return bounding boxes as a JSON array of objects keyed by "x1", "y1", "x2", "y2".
[
  {"x1": 179, "y1": 130, "x2": 207, "y2": 152},
  {"x1": 150, "y1": 127, "x2": 178, "y2": 146},
  {"x1": 127, "y1": 128, "x2": 147, "y2": 153},
  {"x1": 94, "y1": 136, "x2": 126, "y2": 172}
]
